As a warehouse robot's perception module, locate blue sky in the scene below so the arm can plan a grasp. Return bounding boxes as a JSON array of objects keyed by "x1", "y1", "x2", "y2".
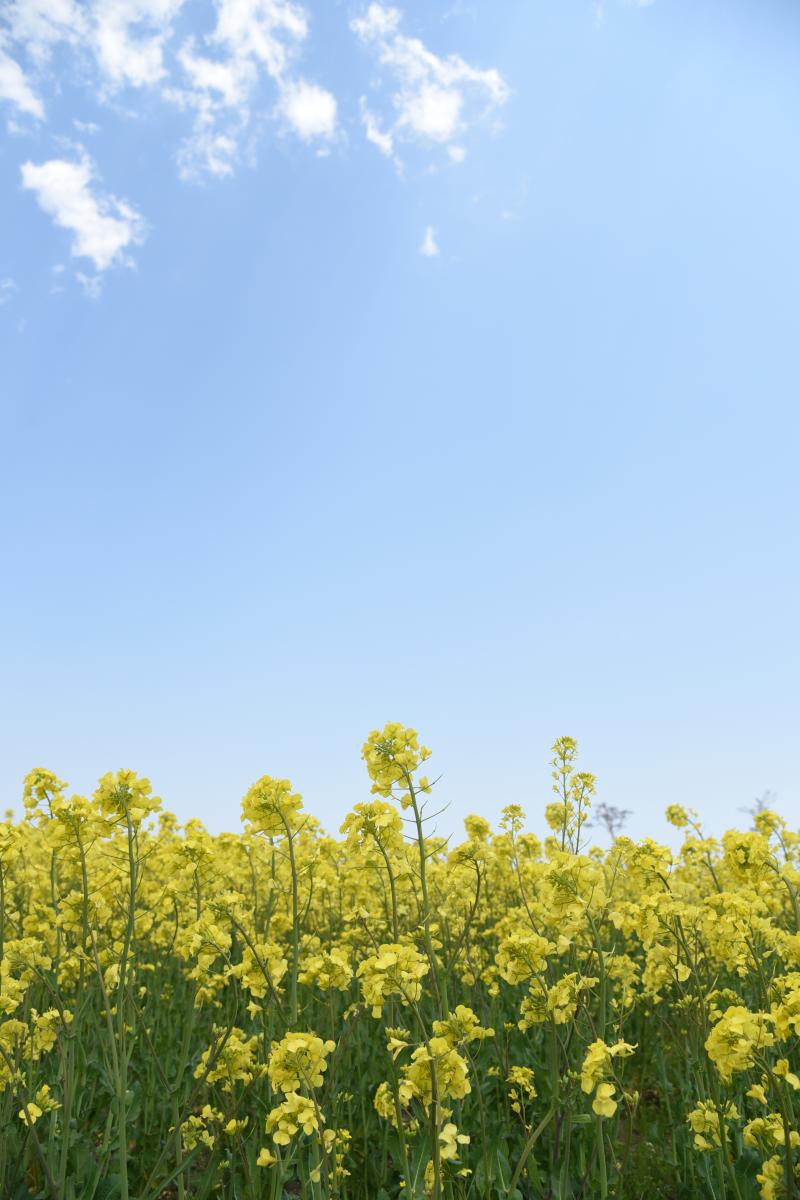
[{"x1": 2, "y1": 0, "x2": 799, "y2": 843}]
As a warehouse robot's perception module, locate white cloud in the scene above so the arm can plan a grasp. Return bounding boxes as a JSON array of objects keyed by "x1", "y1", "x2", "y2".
[
  {"x1": 351, "y1": 3, "x2": 507, "y2": 159},
  {"x1": 400, "y1": 82, "x2": 461, "y2": 141},
  {"x1": 9, "y1": 0, "x2": 185, "y2": 87},
  {"x1": 360, "y1": 98, "x2": 393, "y2": 156},
  {"x1": 1, "y1": 0, "x2": 508, "y2": 193},
  {"x1": 210, "y1": 0, "x2": 308, "y2": 75},
  {"x1": 596, "y1": 0, "x2": 655, "y2": 24},
  {"x1": 76, "y1": 271, "x2": 104, "y2": 297},
  {"x1": 169, "y1": 0, "x2": 337, "y2": 176},
  {"x1": 73, "y1": 118, "x2": 102, "y2": 134},
  {"x1": 4, "y1": 0, "x2": 87, "y2": 64},
  {"x1": 0, "y1": 277, "x2": 17, "y2": 305},
  {"x1": 419, "y1": 224, "x2": 439, "y2": 257},
  {"x1": 351, "y1": 3, "x2": 401, "y2": 40},
  {"x1": 4, "y1": 0, "x2": 337, "y2": 180},
  {"x1": 279, "y1": 79, "x2": 336, "y2": 140},
  {"x1": 0, "y1": 42, "x2": 45, "y2": 119},
  {"x1": 176, "y1": 122, "x2": 239, "y2": 179},
  {"x1": 20, "y1": 155, "x2": 146, "y2": 270},
  {"x1": 178, "y1": 38, "x2": 256, "y2": 108},
  {"x1": 91, "y1": 0, "x2": 187, "y2": 89}
]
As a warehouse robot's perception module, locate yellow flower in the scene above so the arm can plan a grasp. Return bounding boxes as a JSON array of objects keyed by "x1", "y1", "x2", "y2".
[
  {"x1": 195, "y1": 1028, "x2": 260, "y2": 1091},
  {"x1": 402, "y1": 1037, "x2": 471, "y2": 1108},
  {"x1": 432, "y1": 1005, "x2": 494, "y2": 1047},
  {"x1": 298, "y1": 947, "x2": 353, "y2": 992},
  {"x1": 241, "y1": 776, "x2": 303, "y2": 837},
  {"x1": 507, "y1": 1066, "x2": 536, "y2": 1097},
  {"x1": 22, "y1": 768, "x2": 67, "y2": 817},
  {"x1": 464, "y1": 815, "x2": 490, "y2": 841},
  {"x1": 773, "y1": 1058, "x2": 800, "y2": 1090},
  {"x1": 592, "y1": 1083, "x2": 617, "y2": 1118},
  {"x1": 744, "y1": 1113, "x2": 800, "y2": 1152},
  {"x1": 362, "y1": 723, "x2": 431, "y2": 805},
  {"x1": 7, "y1": 729, "x2": 800, "y2": 1199},
  {"x1": 705, "y1": 1007, "x2": 774, "y2": 1083},
  {"x1": 686, "y1": 1100, "x2": 739, "y2": 1151},
  {"x1": 268, "y1": 1031, "x2": 336, "y2": 1095},
  {"x1": 356, "y1": 943, "x2": 429, "y2": 1016},
  {"x1": 757, "y1": 1155, "x2": 785, "y2": 1200},
  {"x1": 387, "y1": 1034, "x2": 410, "y2": 1061},
  {"x1": 439, "y1": 1122, "x2": 469, "y2": 1161},
  {"x1": 18, "y1": 1101, "x2": 43, "y2": 1125},
  {"x1": 266, "y1": 1093, "x2": 321, "y2": 1145},
  {"x1": 496, "y1": 932, "x2": 554, "y2": 985},
  {"x1": 507, "y1": 1066, "x2": 537, "y2": 1114},
  {"x1": 94, "y1": 769, "x2": 160, "y2": 826},
  {"x1": 17, "y1": 1084, "x2": 60, "y2": 1126},
  {"x1": 340, "y1": 800, "x2": 404, "y2": 853},
  {"x1": 580, "y1": 1039, "x2": 636, "y2": 1094}
]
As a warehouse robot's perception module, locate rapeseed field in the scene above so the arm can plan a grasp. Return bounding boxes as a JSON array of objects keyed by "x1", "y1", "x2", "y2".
[{"x1": 2, "y1": 726, "x2": 798, "y2": 1200}]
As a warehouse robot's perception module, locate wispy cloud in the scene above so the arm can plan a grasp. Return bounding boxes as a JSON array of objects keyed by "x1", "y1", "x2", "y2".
[
  {"x1": 0, "y1": 39, "x2": 45, "y2": 119},
  {"x1": 169, "y1": 0, "x2": 338, "y2": 177},
  {"x1": 0, "y1": 277, "x2": 18, "y2": 305},
  {"x1": 73, "y1": 118, "x2": 102, "y2": 134},
  {"x1": 2, "y1": 0, "x2": 338, "y2": 179},
  {"x1": 352, "y1": 4, "x2": 508, "y2": 162},
  {"x1": 20, "y1": 153, "x2": 146, "y2": 270},
  {"x1": 3, "y1": 0, "x2": 511, "y2": 290},
  {"x1": 4, "y1": 0, "x2": 185, "y2": 91},
  {"x1": 419, "y1": 225, "x2": 439, "y2": 257},
  {"x1": 168, "y1": 4, "x2": 278, "y2": 174},
  {"x1": 595, "y1": 0, "x2": 656, "y2": 27},
  {"x1": 2, "y1": 0, "x2": 507, "y2": 178},
  {"x1": 359, "y1": 96, "x2": 394, "y2": 157},
  {"x1": 92, "y1": 0, "x2": 186, "y2": 90},
  {"x1": 76, "y1": 270, "x2": 104, "y2": 298}
]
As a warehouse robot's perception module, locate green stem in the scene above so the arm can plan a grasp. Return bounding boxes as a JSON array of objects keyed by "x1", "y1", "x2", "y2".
[{"x1": 595, "y1": 1115, "x2": 608, "y2": 1200}]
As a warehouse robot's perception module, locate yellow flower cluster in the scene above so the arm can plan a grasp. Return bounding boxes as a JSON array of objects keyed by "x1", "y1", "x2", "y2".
[
  {"x1": 705, "y1": 1006, "x2": 775, "y2": 1083},
  {"x1": 362, "y1": 722, "x2": 432, "y2": 805},
  {"x1": 241, "y1": 775, "x2": 304, "y2": 837},
  {"x1": 3, "y1": 727, "x2": 800, "y2": 1200},
  {"x1": 580, "y1": 1039, "x2": 636, "y2": 1117},
  {"x1": 686, "y1": 1100, "x2": 739, "y2": 1151},
  {"x1": 267, "y1": 1031, "x2": 336, "y2": 1094},
  {"x1": 356, "y1": 942, "x2": 429, "y2": 1016}
]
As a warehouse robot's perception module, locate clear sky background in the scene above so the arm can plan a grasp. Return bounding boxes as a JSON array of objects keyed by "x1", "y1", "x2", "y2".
[{"x1": 1, "y1": 0, "x2": 798, "y2": 844}]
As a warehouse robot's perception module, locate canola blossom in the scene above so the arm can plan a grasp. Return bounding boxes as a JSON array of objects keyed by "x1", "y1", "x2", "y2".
[{"x1": 1, "y1": 729, "x2": 799, "y2": 1199}]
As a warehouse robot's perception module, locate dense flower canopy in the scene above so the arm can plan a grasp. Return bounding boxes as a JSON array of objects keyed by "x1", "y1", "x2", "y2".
[{"x1": 1, "y1": 728, "x2": 799, "y2": 1198}]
